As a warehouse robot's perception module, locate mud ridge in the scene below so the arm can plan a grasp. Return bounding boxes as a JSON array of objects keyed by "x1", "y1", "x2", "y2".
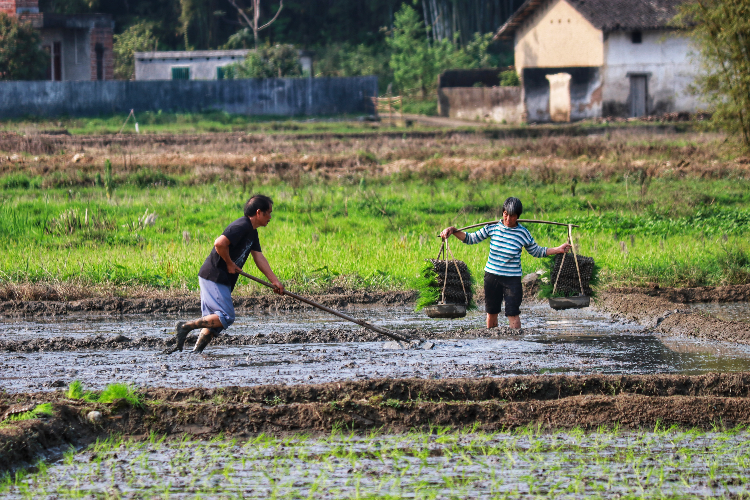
[
  {"x1": 608, "y1": 284, "x2": 750, "y2": 303},
  {"x1": 598, "y1": 292, "x2": 750, "y2": 345},
  {"x1": 0, "y1": 290, "x2": 417, "y2": 318},
  {"x1": 4, "y1": 373, "x2": 750, "y2": 475},
  {"x1": 0, "y1": 326, "x2": 531, "y2": 353}
]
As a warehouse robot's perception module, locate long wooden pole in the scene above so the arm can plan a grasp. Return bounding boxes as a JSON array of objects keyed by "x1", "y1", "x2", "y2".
[
  {"x1": 236, "y1": 270, "x2": 412, "y2": 342},
  {"x1": 458, "y1": 219, "x2": 579, "y2": 231}
]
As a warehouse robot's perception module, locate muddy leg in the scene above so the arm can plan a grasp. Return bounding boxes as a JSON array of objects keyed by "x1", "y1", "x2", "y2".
[
  {"x1": 507, "y1": 315, "x2": 521, "y2": 329},
  {"x1": 192, "y1": 328, "x2": 217, "y2": 354},
  {"x1": 170, "y1": 315, "x2": 223, "y2": 354}
]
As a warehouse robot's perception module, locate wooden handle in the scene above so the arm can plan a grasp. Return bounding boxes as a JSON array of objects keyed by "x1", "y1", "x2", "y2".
[{"x1": 236, "y1": 270, "x2": 412, "y2": 342}]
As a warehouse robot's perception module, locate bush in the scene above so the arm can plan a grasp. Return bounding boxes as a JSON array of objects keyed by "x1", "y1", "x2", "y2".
[
  {"x1": 224, "y1": 43, "x2": 301, "y2": 79},
  {"x1": 499, "y1": 70, "x2": 520, "y2": 87},
  {"x1": 0, "y1": 13, "x2": 48, "y2": 80}
]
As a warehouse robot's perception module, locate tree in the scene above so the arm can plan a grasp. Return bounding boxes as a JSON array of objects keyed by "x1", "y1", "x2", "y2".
[
  {"x1": 679, "y1": 0, "x2": 750, "y2": 147},
  {"x1": 113, "y1": 22, "x2": 157, "y2": 80},
  {"x1": 226, "y1": 0, "x2": 283, "y2": 49},
  {"x1": 387, "y1": 5, "x2": 435, "y2": 98},
  {"x1": 0, "y1": 13, "x2": 48, "y2": 80},
  {"x1": 223, "y1": 43, "x2": 300, "y2": 78}
]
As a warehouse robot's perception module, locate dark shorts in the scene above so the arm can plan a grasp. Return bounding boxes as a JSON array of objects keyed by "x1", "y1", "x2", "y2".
[{"x1": 484, "y1": 272, "x2": 523, "y2": 317}]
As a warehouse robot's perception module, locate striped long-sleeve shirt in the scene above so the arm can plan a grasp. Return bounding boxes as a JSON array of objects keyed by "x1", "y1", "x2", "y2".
[{"x1": 463, "y1": 223, "x2": 547, "y2": 277}]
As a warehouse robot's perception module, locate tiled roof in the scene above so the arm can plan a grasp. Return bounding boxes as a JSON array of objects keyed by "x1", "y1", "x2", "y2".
[{"x1": 494, "y1": 0, "x2": 685, "y2": 40}]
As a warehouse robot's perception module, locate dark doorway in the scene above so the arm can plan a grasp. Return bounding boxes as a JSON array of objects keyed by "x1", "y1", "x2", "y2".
[
  {"x1": 95, "y1": 43, "x2": 104, "y2": 80},
  {"x1": 53, "y1": 42, "x2": 62, "y2": 81},
  {"x1": 629, "y1": 75, "x2": 647, "y2": 117},
  {"x1": 42, "y1": 45, "x2": 51, "y2": 80}
]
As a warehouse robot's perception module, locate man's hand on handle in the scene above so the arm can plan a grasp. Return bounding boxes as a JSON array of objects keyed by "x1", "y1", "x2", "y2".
[
  {"x1": 271, "y1": 279, "x2": 285, "y2": 296},
  {"x1": 226, "y1": 261, "x2": 241, "y2": 274}
]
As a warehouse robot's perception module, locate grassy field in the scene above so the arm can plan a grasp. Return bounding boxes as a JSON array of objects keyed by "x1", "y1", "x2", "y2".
[
  {"x1": 1, "y1": 170, "x2": 749, "y2": 298},
  {"x1": 0, "y1": 126, "x2": 748, "y2": 298},
  {"x1": 4, "y1": 425, "x2": 750, "y2": 498},
  {"x1": 0, "y1": 112, "x2": 435, "y2": 136}
]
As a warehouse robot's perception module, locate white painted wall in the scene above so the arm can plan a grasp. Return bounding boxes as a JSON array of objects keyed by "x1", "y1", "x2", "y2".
[
  {"x1": 602, "y1": 30, "x2": 700, "y2": 116},
  {"x1": 135, "y1": 50, "x2": 250, "y2": 80}
]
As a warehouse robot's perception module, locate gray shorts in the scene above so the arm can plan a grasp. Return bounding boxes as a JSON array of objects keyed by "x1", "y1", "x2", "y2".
[{"x1": 199, "y1": 277, "x2": 235, "y2": 333}]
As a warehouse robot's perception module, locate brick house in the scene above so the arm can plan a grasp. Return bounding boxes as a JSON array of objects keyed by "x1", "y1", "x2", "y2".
[{"x1": 1, "y1": 0, "x2": 114, "y2": 81}]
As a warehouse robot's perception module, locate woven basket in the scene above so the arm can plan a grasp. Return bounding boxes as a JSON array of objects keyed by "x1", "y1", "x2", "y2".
[
  {"x1": 550, "y1": 253, "x2": 595, "y2": 297},
  {"x1": 425, "y1": 258, "x2": 473, "y2": 306}
]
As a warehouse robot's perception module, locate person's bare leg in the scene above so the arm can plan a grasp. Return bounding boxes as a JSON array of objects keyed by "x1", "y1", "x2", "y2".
[
  {"x1": 486, "y1": 313, "x2": 499, "y2": 328},
  {"x1": 173, "y1": 315, "x2": 223, "y2": 352},
  {"x1": 507, "y1": 315, "x2": 521, "y2": 329}
]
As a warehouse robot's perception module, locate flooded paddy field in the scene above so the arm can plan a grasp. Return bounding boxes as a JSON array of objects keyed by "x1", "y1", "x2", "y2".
[
  {"x1": 4, "y1": 304, "x2": 750, "y2": 393},
  {"x1": 4, "y1": 427, "x2": 750, "y2": 499}
]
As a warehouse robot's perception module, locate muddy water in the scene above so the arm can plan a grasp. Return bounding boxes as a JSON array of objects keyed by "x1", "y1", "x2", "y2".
[
  {"x1": 4, "y1": 304, "x2": 750, "y2": 393},
  {"x1": 5, "y1": 430, "x2": 750, "y2": 499},
  {"x1": 0, "y1": 302, "x2": 621, "y2": 341},
  {"x1": 689, "y1": 301, "x2": 750, "y2": 323}
]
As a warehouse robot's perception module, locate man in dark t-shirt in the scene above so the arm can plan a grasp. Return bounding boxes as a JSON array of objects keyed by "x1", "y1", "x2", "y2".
[{"x1": 169, "y1": 194, "x2": 284, "y2": 354}]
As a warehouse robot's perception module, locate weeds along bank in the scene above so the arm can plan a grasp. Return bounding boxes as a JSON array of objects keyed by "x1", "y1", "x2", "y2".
[{"x1": 1, "y1": 130, "x2": 749, "y2": 297}]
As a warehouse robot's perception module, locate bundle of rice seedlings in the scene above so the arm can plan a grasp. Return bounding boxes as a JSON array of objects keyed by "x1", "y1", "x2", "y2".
[
  {"x1": 538, "y1": 253, "x2": 600, "y2": 298},
  {"x1": 414, "y1": 259, "x2": 475, "y2": 311}
]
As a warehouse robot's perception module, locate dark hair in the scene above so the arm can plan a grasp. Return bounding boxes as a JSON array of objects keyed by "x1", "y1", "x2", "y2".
[
  {"x1": 503, "y1": 197, "x2": 523, "y2": 216},
  {"x1": 244, "y1": 194, "x2": 273, "y2": 217}
]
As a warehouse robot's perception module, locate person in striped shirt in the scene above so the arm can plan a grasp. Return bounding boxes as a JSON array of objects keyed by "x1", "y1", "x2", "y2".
[{"x1": 440, "y1": 197, "x2": 571, "y2": 330}]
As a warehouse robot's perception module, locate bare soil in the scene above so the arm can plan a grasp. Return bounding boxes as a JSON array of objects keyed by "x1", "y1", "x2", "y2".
[
  {"x1": 597, "y1": 288, "x2": 750, "y2": 345},
  {"x1": 4, "y1": 373, "x2": 750, "y2": 475}
]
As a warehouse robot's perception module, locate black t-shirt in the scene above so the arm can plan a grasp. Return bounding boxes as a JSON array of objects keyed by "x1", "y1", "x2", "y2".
[{"x1": 198, "y1": 217, "x2": 261, "y2": 290}]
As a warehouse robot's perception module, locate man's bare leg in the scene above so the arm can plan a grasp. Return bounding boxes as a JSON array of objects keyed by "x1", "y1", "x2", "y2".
[
  {"x1": 173, "y1": 315, "x2": 223, "y2": 352},
  {"x1": 486, "y1": 313, "x2": 499, "y2": 328},
  {"x1": 507, "y1": 315, "x2": 521, "y2": 329}
]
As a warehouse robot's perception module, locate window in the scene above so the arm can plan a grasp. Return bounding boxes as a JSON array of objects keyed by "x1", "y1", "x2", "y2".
[
  {"x1": 217, "y1": 66, "x2": 226, "y2": 80},
  {"x1": 171, "y1": 67, "x2": 190, "y2": 80},
  {"x1": 631, "y1": 31, "x2": 642, "y2": 44},
  {"x1": 54, "y1": 42, "x2": 62, "y2": 81}
]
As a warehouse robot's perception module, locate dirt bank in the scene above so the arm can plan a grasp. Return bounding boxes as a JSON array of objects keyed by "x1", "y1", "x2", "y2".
[
  {"x1": 609, "y1": 284, "x2": 750, "y2": 303},
  {"x1": 0, "y1": 290, "x2": 417, "y2": 318},
  {"x1": 598, "y1": 290, "x2": 750, "y2": 345},
  {"x1": 4, "y1": 373, "x2": 750, "y2": 475}
]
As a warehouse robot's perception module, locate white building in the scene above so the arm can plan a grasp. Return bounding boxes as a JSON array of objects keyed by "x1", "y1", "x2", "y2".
[
  {"x1": 134, "y1": 50, "x2": 250, "y2": 80},
  {"x1": 134, "y1": 49, "x2": 315, "y2": 81},
  {"x1": 494, "y1": 0, "x2": 698, "y2": 122}
]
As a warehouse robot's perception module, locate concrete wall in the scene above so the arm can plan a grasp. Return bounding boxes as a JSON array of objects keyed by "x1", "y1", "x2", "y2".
[
  {"x1": 523, "y1": 66, "x2": 601, "y2": 122},
  {"x1": 0, "y1": 77, "x2": 378, "y2": 118},
  {"x1": 135, "y1": 50, "x2": 251, "y2": 80},
  {"x1": 515, "y1": 0, "x2": 604, "y2": 72},
  {"x1": 39, "y1": 28, "x2": 91, "y2": 81},
  {"x1": 602, "y1": 30, "x2": 699, "y2": 116},
  {"x1": 438, "y1": 87, "x2": 524, "y2": 124}
]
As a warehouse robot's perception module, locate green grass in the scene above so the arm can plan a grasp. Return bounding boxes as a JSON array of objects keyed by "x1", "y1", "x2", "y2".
[
  {"x1": 0, "y1": 111, "x2": 443, "y2": 136},
  {"x1": 1, "y1": 171, "x2": 750, "y2": 295},
  {"x1": 0, "y1": 403, "x2": 53, "y2": 425},
  {"x1": 66, "y1": 381, "x2": 143, "y2": 408}
]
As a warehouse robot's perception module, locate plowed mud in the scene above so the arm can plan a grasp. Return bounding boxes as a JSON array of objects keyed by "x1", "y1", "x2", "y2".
[
  {"x1": 0, "y1": 290, "x2": 416, "y2": 318},
  {"x1": 598, "y1": 290, "x2": 750, "y2": 345},
  {"x1": 4, "y1": 373, "x2": 750, "y2": 475}
]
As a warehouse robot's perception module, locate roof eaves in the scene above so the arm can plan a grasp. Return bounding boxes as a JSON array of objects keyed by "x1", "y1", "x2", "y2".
[{"x1": 493, "y1": 0, "x2": 547, "y2": 41}]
